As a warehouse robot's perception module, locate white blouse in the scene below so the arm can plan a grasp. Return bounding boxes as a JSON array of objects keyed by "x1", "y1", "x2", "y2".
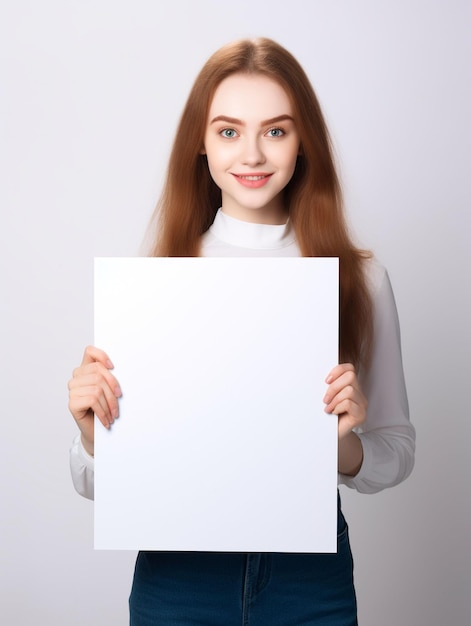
[{"x1": 70, "y1": 209, "x2": 415, "y2": 498}]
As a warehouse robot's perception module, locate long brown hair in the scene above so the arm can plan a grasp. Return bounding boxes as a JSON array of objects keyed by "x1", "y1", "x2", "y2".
[{"x1": 147, "y1": 38, "x2": 373, "y2": 368}]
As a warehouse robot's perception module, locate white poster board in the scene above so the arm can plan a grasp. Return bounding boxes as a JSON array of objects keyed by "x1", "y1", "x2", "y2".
[{"x1": 94, "y1": 257, "x2": 339, "y2": 552}]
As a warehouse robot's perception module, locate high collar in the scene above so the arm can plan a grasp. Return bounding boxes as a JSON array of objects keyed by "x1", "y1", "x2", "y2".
[{"x1": 208, "y1": 209, "x2": 296, "y2": 250}]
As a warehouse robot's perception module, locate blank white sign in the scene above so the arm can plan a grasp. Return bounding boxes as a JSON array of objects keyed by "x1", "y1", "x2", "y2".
[{"x1": 94, "y1": 257, "x2": 339, "y2": 552}]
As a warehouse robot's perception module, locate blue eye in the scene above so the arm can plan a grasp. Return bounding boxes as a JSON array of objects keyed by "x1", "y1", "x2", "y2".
[
  {"x1": 266, "y1": 128, "x2": 285, "y2": 137},
  {"x1": 220, "y1": 128, "x2": 238, "y2": 138}
]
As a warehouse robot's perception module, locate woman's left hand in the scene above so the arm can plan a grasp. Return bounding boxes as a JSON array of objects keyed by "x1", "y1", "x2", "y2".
[{"x1": 323, "y1": 363, "x2": 367, "y2": 440}]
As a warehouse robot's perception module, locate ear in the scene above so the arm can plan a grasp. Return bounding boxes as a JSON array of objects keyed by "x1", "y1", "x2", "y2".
[{"x1": 200, "y1": 147, "x2": 206, "y2": 155}]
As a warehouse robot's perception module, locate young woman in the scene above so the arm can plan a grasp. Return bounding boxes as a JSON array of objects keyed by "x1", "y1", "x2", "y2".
[{"x1": 68, "y1": 37, "x2": 415, "y2": 625}]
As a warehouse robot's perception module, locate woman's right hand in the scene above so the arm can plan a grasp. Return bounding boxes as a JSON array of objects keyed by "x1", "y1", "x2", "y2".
[{"x1": 68, "y1": 346, "x2": 122, "y2": 456}]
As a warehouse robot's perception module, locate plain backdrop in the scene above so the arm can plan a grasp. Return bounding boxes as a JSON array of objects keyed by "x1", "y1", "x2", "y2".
[{"x1": 1, "y1": 1, "x2": 470, "y2": 625}]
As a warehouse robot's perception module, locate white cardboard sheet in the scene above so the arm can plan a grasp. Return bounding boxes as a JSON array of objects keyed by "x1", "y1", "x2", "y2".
[{"x1": 94, "y1": 257, "x2": 339, "y2": 552}]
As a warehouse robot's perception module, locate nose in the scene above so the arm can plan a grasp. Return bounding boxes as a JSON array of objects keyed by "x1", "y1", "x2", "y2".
[{"x1": 241, "y1": 136, "x2": 266, "y2": 167}]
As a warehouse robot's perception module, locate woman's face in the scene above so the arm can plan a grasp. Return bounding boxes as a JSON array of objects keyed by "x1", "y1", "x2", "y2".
[{"x1": 203, "y1": 73, "x2": 300, "y2": 225}]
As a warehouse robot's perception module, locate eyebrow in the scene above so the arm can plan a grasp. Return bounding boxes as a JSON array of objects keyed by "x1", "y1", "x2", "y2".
[{"x1": 209, "y1": 114, "x2": 295, "y2": 126}]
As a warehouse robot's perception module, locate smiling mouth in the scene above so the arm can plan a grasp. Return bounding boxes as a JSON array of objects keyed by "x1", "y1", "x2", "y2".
[
  {"x1": 236, "y1": 175, "x2": 268, "y2": 181},
  {"x1": 233, "y1": 174, "x2": 272, "y2": 180},
  {"x1": 231, "y1": 173, "x2": 273, "y2": 189}
]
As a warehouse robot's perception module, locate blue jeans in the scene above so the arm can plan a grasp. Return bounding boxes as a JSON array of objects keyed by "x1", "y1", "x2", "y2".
[{"x1": 129, "y1": 497, "x2": 357, "y2": 625}]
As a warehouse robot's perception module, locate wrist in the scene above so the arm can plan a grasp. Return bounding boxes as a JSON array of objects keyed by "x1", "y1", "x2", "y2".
[
  {"x1": 338, "y1": 431, "x2": 363, "y2": 476},
  {"x1": 80, "y1": 434, "x2": 94, "y2": 458}
]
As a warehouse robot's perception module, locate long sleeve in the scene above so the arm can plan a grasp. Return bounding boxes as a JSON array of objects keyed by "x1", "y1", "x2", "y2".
[
  {"x1": 70, "y1": 434, "x2": 95, "y2": 500},
  {"x1": 338, "y1": 262, "x2": 415, "y2": 493}
]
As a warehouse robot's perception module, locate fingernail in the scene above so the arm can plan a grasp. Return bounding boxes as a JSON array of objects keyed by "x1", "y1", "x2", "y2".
[
  {"x1": 107, "y1": 359, "x2": 114, "y2": 369},
  {"x1": 115, "y1": 386, "x2": 122, "y2": 397}
]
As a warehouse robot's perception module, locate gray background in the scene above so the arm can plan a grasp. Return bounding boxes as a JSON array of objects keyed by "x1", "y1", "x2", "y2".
[{"x1": 1, "y1": 1, "x2": 470, "y2": 624}]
